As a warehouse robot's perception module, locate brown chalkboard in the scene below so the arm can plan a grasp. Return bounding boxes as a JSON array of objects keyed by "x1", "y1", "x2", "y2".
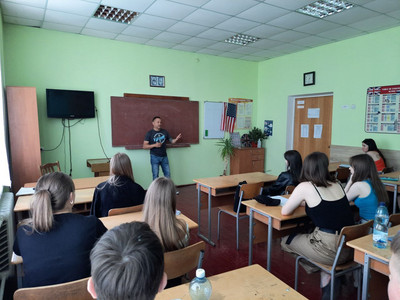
[{"x1": 111, "y1": 95, "x2": 199, "y2": 149}]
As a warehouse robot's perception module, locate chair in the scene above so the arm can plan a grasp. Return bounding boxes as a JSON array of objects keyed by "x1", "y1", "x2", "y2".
[
  {"x1": 335, "y1": 167, "x2": 350, "y2": 183},
  {"x1": 294, "y1": 220, "x2": 373, "y2": 300},
  {"x1": 40, "y1": 161, "x2": 61, "y2": 175},
  {"x1": 217, "y1": 182, "x2": 264, "y2": 249},
  {"x1": 389, "y1": 213, "x2": 400, "y2": 227},
  {"x1": 14, "y1": 277, "x2": 92, "y2": 300},
  {"x1": 164, "y1": 241, "x2": 205, "y2": 281},
  {"x1": 284, "y1": 185, "x2": 295, "y2": 195},
  {"x1": 108, "y1": 204, "x2": 143, "y2": 216}
]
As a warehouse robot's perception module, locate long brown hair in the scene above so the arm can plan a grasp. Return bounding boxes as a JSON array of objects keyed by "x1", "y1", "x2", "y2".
[
  {"x1": 142, "y1": 177, "x2": 187, "y2": 251},
  {"x1": 350, "y1": 154, "x2": 388, "y2": 203},
  {"x1": 21, "y1": 172, "x2": 75, "y2": 232},
  {"x1": 108, "y1": 153, "x2": 135, "y2": 185},
  {"x1": 300, "y1": 152, "x2": 333, "y2": 187}
]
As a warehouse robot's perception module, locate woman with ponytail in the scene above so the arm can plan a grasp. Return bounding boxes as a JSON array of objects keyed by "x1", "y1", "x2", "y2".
[{"x1": 13, "y1": 172, "x2": 107, "y2": 288}]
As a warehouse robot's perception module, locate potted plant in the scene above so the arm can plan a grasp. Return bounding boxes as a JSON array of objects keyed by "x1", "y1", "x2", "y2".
[
  {"x1": 248, "y1": 127, "x2": 267, "y2": 147},
  {"x1": 216, "y1": 138, "x2": 235, "y2": 175}
]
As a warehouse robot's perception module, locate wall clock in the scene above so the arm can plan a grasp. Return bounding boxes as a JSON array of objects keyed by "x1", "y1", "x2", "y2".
[{"x1": 303, "y1": 71, "x2": 315, "y2": 86}]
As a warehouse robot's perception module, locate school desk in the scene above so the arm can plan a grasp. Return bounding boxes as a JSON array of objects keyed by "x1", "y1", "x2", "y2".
[
  {"x1": 347, "y1": 224, "x2": 400, "y2": 300},
  {"x1": 328, "y1": 161, "x2": 349, "y2": 173},
  {"x1": 193, "y1": 172, "x2": 277, "y2": 246},
  {"x1": 243, "y1": 198, "x2": 307, "y2": 271},
  {"x1": 86, "y1": 158, "x2": 110, "y2": 177},
  {"x1": 23, "y1": 176, "x2": 108, "y2": 189},
  {"x1": 155, "y1": 264, "x2": 307, "y2": 300},
  {"x1": 100, "y1": 211, "x2": 198, "y2": 230},
  {"x1": 380, "y1": 170, "x2": 400, "y2": 214}
]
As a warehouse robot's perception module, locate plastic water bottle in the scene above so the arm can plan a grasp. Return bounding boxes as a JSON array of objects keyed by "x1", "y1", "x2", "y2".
[
  {"x1": 373, "y1": 202, "x2": 389, "y2": 248},
  {"x1": 189, "y1": 268, "x2": 212, "y2": 300}
]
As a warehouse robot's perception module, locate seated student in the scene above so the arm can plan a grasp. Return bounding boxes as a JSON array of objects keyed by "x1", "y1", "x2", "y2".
[
  {"x1": 142, "y1": 177, "x2": 188, "y2": 251},
  {"x1": 388, "y1": 231, "x2": 400, "y2": 300},
  {"x1": 362, "y1": 138, "x2": 386, "y2": 172},
  {"x1": 13, "y1": 172, "x2": 107, "y2": 288},
  {"x1": 281, "y1": 152, "x2": 354, "y2": 295},
  {"x1": 87, "y1": 222, "x2": 167, "y2": 300},
  {"x1": 262, "y1": 150, "x2": 302, "y2": 196},
  {"x1": 345, "y1": 154, "x2": 388, "y2": 222},
  {"x1": 90, "y1": 152, "x2": 145, "y2": 217}
]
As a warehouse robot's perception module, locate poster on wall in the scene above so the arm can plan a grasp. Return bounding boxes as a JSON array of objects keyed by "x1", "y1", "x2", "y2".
[
  {"x1": 365, "y1": 84, "x2": 400, "y2": 133},
  {"x1": 229, "y1": 98, "x2": 252, "y2": 130}
]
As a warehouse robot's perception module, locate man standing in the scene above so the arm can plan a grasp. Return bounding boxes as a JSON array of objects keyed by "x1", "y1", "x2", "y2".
[{"x1": 143, "y1": 116, "x2": 181, "y2": 180}]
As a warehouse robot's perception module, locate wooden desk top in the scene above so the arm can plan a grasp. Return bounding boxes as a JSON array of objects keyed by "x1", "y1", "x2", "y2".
[
  {"x1": 347, "y1": 225, "x2": 400, "y2": 264},
  {"x1": 243, "y1": 199, "x2": 306, "y2": 222},
  {"x1": 14, "y1": 188, "x2": 94, "y2": 212},
  {"x1": 328, "y1": 161, "x2": 349, "y2": 173},
  {"x1": 193, "y1": 172, "x2": 277, "y2": 189},
  {"x1": 100, "y1": 211, "x2": 198, "y2": 230},
  {"x1": 24, "y1": 176, "x2": 108, "y2": 189},
  {"x1": 380, "y1": 171, "x2": 400, "y2": 185},
  {"x1": 155, "y1": 264, "x2": 306, "y2": 300}
]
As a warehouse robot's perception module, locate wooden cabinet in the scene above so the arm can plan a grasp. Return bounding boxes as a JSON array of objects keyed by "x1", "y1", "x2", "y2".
[
  {"x1": 230, "y1": 148, "x2": 265, "y2": 175},
  {"x1": 7, "y1": 86, "x2": 42, "y2": 193}
]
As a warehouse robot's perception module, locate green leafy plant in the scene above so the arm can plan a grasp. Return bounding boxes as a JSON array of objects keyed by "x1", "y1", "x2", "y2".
[
  {"x1": 248, "y1": 127, "x2": 267, "y2": 143},
  {"x1": 216, "y1": 138, "x2": 235, "y2": 175}
]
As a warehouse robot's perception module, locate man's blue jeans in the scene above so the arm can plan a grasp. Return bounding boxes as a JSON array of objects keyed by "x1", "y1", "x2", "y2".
[{"x1": 150, "y1": 154, "x2": 170, "y2": 180}]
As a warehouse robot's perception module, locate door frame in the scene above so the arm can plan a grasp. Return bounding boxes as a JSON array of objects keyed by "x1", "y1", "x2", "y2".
[{"x1": 286, "y1": 92, "x2": 333, "y2": 150}]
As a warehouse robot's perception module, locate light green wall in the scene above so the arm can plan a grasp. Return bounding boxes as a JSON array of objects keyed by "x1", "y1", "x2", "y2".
[
  {"x1": 3, "y1": 24, "x2": 258, "y2": 187},
  {"x1": 258, "y1": 26, "x2": 400, "y2": 175}
]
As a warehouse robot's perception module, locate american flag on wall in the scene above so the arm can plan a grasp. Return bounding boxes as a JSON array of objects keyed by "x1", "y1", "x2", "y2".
[{"x1": 220, "y1": 102, "x2": 237, "y2": 133}]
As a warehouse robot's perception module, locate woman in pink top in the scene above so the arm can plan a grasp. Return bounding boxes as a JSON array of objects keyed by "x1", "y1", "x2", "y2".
[{"x1": 362, "y1": 138, "x2": 386, "y2": 172}]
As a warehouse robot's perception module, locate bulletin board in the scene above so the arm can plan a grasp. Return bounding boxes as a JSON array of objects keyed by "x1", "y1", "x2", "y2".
[
  {"x1": 229, "y1": 98, "x2": 252, "y2": 130},
  {"x1": 203, "y1": 102, "x2": 224, "y2": 139},
  {"x1": 365, "y1": 84, "x2": 400, "y2": 133}
]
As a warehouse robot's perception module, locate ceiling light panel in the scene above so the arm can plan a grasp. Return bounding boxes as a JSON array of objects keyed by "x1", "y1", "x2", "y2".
[
  {"x1": 224, "y1": 33, "x2": 260, "y2": 46},
  {"x1": 93, "y1": 5, "x2": 138, "y2": 24},
  {"x1": 297, "y1": 0, "x2": 354, "y2": 18}
]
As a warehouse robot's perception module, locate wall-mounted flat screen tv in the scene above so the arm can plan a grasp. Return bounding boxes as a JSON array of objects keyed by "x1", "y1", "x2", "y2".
[{"x1": 46, "y1": 88, "x2": 95, "y2": 119}]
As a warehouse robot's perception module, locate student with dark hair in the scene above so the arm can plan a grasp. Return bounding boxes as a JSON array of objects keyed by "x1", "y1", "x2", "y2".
[
  {"x1": 280, "y1": 152, "x2": 354, "y2": 294},
  {"x1": 262, "y1": 150, "x2": 302, "y2": 196},
  {"x1": 345, "y1": 154, "x2": 388, "y2": 222},
  {"x1": 388, "y1": 231, "x2": 400, "y2": 300},
  {"x1": 87, "y1": 222, "x2": 167, "y2": 300},
  {"x1": 91, "y1": 152, "x2": 145, "y2": 217},
  {"x1": 362, "y1": 138, "x2": 386, "y2": 172},
  {"x1": 13, "y1": 172, "x2": 107, "y2": 288}
]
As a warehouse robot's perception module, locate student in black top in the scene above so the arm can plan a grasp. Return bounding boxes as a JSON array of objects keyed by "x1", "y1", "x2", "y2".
[
  {"x1": 13, "y1": 172, "x2": 107, "y2": 288},
  {"x1": 262, "y1": 150, "x2": 302, "y2": 196},
  {"x1": 91, "y1": 152, "x2": 146, "y2": 218}
]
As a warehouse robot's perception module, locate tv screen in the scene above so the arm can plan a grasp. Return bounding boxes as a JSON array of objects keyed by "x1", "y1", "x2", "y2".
[{"x1": 46, "y1": 89, "x2": 95, "y2": 119}]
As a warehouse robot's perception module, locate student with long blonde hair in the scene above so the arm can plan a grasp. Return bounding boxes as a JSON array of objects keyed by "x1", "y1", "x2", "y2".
[
  {"x1": 13, "y1": 172, "x2": 107, "y2": 287},
  {"x1": 142, "y1": 177, "x2": 188, "y2": 252},
  {"x1": 91, "y1": 152, "x2": 145, "y2": 217}
]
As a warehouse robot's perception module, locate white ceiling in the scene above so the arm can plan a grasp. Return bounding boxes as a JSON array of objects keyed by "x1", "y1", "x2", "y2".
[{"x1": 1, "y1": 0, "x2": 400, "y2": 61}]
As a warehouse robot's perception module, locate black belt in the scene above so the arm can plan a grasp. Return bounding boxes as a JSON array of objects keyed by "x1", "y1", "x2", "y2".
[{"x1": 318, "y1": 227, "x2": 339, "y2": 234}]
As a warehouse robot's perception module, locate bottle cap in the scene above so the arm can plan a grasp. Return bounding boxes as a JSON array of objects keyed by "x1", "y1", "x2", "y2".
[
  {"x1": 379, "y1": 202, "x2": 385, "y2": 206},
  {"x1": 196, "y1": 268, "x2": 205, "y2": 278}
]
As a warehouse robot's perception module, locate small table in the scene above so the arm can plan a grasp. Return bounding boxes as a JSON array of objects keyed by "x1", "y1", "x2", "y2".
[
  {"x1": 193, "y1": 172, "x2": 277, "y2": 246},
  {"x1": 24, "y1": 176, "x2": 108, "y2": 189},
  {"x1": 243, "y1": 199, "x2": 307, "y2": 271},
  {"x1": 100, "y1": 211, "x2": 198, "y2": 230},
  {"x1": 155, "y1": 264, "x2": 307, "y2": 300},
  {"x1": 380, "y1": 171, "x2": 400, "y2": 213},
  {"x1": 87, "y1": 158, "x2": 110, "y2": 177},
  {"x1": 347, "y1": 224, "x2": 400, "y2": 300}
]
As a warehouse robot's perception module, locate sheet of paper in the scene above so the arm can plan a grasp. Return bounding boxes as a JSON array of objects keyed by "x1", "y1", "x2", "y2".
[
  {"x1": 245, "y1": 102, "x2": 252, "y2": 115},
  {"x1": 301, "y1": 124, "x2": 309, "y2": 138},
  {"x1": 308, "y1": 108, "x2": 320, "y2": 118},
  {"x1": 270, "y1": 195, "x2": 289, "y2": 207},
  {"x1": 297, "y1": 100, "x2": 305, "y2": 104},
  {"x1": 16, "y1": 187, "x2": 35, "y2": 196},
  {"x1": 314, "y1": 124, "x2": 323, "y2": 138}
]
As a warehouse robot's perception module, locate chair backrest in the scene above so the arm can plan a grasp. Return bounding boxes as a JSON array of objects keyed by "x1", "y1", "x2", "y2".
[
  {"x1": 389, "y1": 213, "x2": 400, "y2": 227},
  {"x1": 108, "y1": 204, "x2": 143, "y2": 216},
  {"x1": 284, "y1": 185, "x2": 295, "y2": 195},
  {"x1": 335, "y1": 167, "x2": 350, "y2": 183},
  {"x1": 40, "y1": 161, "x2": 61, "y2": 175},
  {"x1": 338, "y1": 220, "x2": 374, "y2": 249},
  {"x1": 164, "y1": 241, "x2": 205, "y2": 280},
  {"x1": 236, "y1": 182, "x2": 264, "y2": 215},
  {"x1": 382, "y1": 167, "x2": 394, "y2": 174},
  {"x1": 14, "y1": 277, "x2": 92, "y2": 300}
]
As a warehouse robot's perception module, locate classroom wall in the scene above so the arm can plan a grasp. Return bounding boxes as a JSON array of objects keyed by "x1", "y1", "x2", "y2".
[
  {"x1": 257, "y1": 26, "x2": 400, "y2": 174},
  {"x1": 3, "y1": 24, "x2": 258, "y2": 187}
]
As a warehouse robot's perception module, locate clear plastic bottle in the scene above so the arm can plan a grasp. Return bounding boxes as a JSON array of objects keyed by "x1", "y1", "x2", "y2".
[
  {"x1": 372, "y1": 202, "x2": 389, "y2": 248},
  {"x1": 189, "y1": 268, "x2": 212, "y2": 300}
]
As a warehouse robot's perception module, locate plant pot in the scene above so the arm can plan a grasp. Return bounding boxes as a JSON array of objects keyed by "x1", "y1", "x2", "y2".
[{"x1": 251, "y1": 142, "x2": 257, "y2": 148}]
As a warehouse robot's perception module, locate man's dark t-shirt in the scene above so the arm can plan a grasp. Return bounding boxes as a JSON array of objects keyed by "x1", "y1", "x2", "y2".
[{"x1": 144, "y1": 129, "x2": 171, "y2": 157}]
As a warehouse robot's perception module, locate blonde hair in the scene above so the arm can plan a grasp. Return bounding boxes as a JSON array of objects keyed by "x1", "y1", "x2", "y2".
[
  {"x1": 142, "y1": 177, "x2": 186, "y2": 251},
  {"x1": 108, "y1": 153, "x2": 135, "y2": 185},
  {"x1": 21, "y1": 172, "x2": 75, "y2": 232}
]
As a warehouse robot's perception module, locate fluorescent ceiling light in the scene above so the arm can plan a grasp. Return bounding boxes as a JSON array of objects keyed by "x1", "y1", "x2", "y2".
[
  {"x1": 224, "y1": 34, "x2": 260, "y2": 46},
  {"x1": 93, "y1": 5, "x2": 138, "y2": 24},
  {"x1": 297, "y1": 0, "x2": 354, "y2": 18}
]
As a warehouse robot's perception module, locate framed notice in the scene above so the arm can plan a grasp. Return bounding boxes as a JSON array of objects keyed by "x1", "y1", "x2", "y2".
[
  {"x1": 365, "y1": 85, "x2": 400, "y2": 133},
  {"x1": 229, "y1": 98, "x2": 252, "y2": 130}
]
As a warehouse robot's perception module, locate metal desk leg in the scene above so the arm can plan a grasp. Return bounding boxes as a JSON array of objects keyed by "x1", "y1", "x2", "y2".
[
  {"x1": 248, "y1": 209, "x2": 254, "y2": 266},
  {"x1": 196, "y1": 184, "x2": 215, "y2": 246},
  {"x1": 394, "y1": 185, "x2": 398, "y2": 214},
  {"x1": 267, "y1": 215, "x2": 272, "y2": 271},
  {"x1": 362, "y1": 254, "x2": 371, "y2": 300}
]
